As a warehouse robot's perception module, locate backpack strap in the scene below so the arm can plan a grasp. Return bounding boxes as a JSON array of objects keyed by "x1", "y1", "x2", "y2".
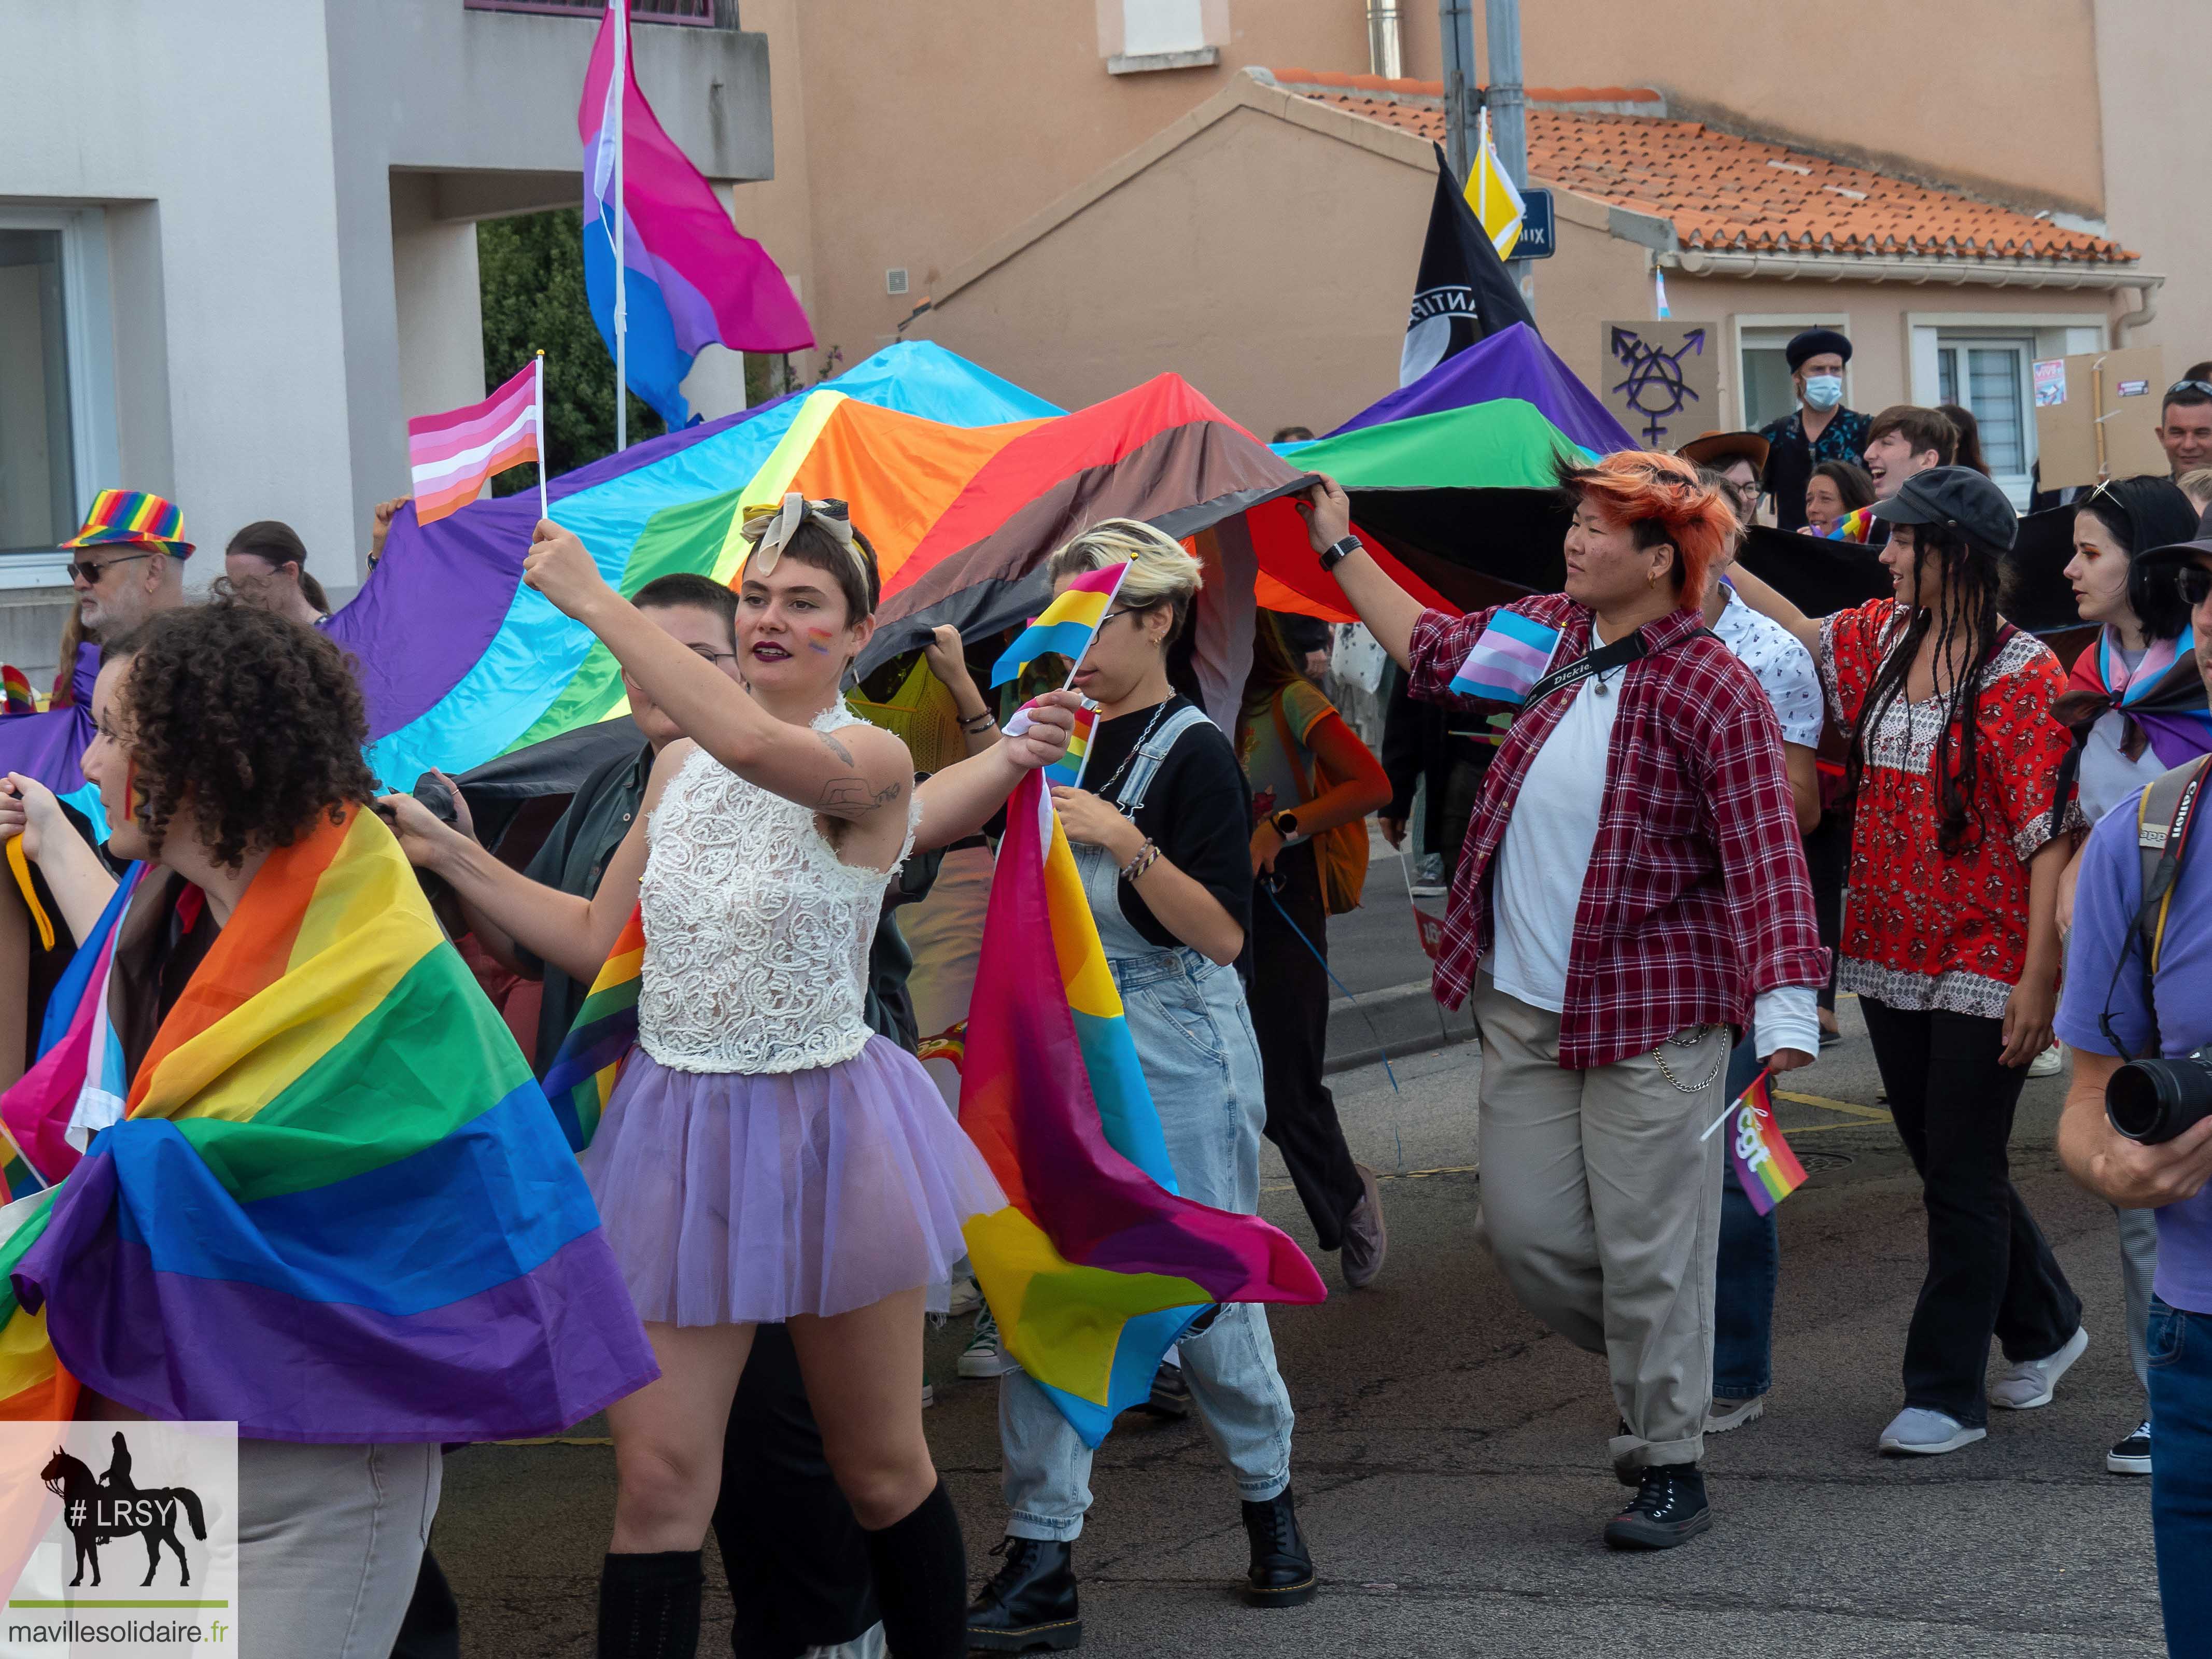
[{"x1": 2102, "y1": 755, "x2": 2212, "y2": 1058}]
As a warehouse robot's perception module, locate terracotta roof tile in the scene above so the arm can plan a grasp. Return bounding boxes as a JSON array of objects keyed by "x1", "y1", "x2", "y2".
[{"x1": 1265, "y1": 72, "x2": 2134, "y2": 264}]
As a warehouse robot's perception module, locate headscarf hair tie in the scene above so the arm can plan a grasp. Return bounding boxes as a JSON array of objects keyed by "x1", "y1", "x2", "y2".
[{"x1": 739, "y1": 493, "x2": 863, "y2": 582}]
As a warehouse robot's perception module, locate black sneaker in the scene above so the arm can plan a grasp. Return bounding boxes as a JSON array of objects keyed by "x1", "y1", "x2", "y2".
[
  {"x1": 1125, "y1": 1359, "x2": 1190, "y2": 1421},
  {"x1": 2107, "y1": 1419, "x2": 2152, "y2": 1476},
  {"x1": 967, "y1": 1536, "x2": 1082, "y2": 1652},
  {"x1": 1603, "y1": 1465, "x2": 1712, "y2": 1551},
  {"x1": 1239, "y1": 1489, "x2": 1318, "y2": 1607}
]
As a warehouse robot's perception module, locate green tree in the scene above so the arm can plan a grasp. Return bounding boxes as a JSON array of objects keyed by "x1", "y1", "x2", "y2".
[{"x1": 477, "y1": 207, "x2": 664, "y2": 496}]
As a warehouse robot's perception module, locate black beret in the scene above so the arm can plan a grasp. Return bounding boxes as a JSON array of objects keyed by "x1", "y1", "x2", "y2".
[{"x1": 1786, "y1": 328, "x2": 1853, "y2": 371}]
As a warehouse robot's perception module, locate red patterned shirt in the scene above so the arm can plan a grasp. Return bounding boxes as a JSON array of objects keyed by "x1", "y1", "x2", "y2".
[
  {"x1": 1817, "y1": 599, "x2": 2079, "y2": 1017},
  {"x1": 1408, "y1": 596, "x2": 1827, "y2": 1070}
]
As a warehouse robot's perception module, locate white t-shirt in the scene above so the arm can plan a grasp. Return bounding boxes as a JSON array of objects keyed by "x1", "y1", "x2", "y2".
[
  {"x1": 1712, "y1": 588, "x2": 1824, "y2": 748},
  {"x1": 1489, "y1": 663, "x2": 1621, "y2": 1014}
]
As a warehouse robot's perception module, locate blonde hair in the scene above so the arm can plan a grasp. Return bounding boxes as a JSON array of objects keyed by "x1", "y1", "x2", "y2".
[
  {"x1": 2177, "y1": 466, "x2": 2212, "y2": 515},
  {"x1": 1044, "y1": 518, "x2": 1204, "y2": 637}
]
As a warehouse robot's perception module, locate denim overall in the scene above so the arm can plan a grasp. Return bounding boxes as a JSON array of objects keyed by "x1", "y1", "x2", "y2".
[{"x1": 998, "y1": 704, "x2": 1297, "y2": 1540}]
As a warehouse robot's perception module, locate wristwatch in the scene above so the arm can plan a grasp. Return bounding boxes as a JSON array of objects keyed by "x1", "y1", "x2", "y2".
[
  {"x1": 1270, "y1": 809, "x2": 1301, "y2": 838},
  {"x1": 1317, "y1": 535, "x2": 1360, "y2": 572}
]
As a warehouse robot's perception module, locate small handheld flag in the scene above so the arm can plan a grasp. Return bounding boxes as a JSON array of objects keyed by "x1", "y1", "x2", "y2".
[
  {"x1": 1447, "y1": 610, "x2": 1562, "y2": 705},
  {"x1": 1701, "y1": 1070, "x2": 1809, "y2": 1217},
  {"x1": 0, "y1": 667, "x2": 33, "y2": 716},
  {"x1": 989, "y1": 563, "x2": 1130, "y2": 688},
  {"x1": 407, "y1": 359, "x2": 545, "y2": 527},
  {"x1": 1464, "y1": 107, "x2": 1527, "y2": 260},
  {"x1": 1823, "y1": 504, "x2": 1877, "y2": 544}
]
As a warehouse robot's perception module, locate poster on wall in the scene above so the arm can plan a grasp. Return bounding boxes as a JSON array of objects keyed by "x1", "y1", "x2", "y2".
[{"x1": 1601, "y1": 321, "x2": 1719, "y2": 451}]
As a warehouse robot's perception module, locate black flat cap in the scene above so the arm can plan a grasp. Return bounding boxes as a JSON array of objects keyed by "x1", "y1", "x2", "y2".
[
  {"x1": 1786, "y1": 328, "x2": 1853, "y2": 371},
  {"x1": 1870, "y1": 465, "x2": 2018, "y2": 551}
]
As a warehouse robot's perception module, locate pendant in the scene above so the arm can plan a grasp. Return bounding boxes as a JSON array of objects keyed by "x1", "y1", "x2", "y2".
[{"x1": 1594, "y1": 678, "x2": 1610, "y2": 696}]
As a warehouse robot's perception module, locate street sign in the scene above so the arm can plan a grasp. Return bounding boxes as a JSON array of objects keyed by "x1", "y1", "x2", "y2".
[{"x1": 1515, "y1": 189, "x2": 1555, "y2": 259}]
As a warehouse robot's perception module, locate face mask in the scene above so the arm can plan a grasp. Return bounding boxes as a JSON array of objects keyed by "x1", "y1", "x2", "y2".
[{"x1": 1802, "y1": 374, "x2": 1844, "y2": 411}]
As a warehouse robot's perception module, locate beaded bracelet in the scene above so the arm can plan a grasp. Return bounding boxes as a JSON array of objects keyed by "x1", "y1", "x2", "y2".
[
  {"x1": 958, "y1": 709, "x2": 997, "y2": 733},
  {"x1": 1120, "y1": 839, "x2": 1161, "y2": 883}
]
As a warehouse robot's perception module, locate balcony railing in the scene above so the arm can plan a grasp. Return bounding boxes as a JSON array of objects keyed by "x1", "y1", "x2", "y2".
[{"x1": 464, "y1": 0, "x2": 721, "y2": 25}]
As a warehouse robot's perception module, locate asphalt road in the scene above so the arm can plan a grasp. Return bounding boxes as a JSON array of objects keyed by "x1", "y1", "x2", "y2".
[{"x1": 431, "y1": 994, "x2": 2164, "y2": 1656}]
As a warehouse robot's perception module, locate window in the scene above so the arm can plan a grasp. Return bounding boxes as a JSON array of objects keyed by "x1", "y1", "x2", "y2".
[
  {"x1": 1935, "y1": 336, "x2": 2034, "y2": 503},
  {"x1": 0, "y1": 230, "x2": 75, "y2": 554},
  {"x1": 1122, "y1": 0, "x2": 1205, "y2": 55},
  {"x1": 1100, "y1": 0, "x2": 1221, "y2": 72},
  {"x1": 1734, "y1": 316, "x2": 1850, "y2": 433}
]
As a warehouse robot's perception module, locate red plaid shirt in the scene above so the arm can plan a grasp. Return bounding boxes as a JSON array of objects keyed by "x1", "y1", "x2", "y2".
[{"x1": 1410, "y1": 597, "x2": 1827, "y2": 1069}]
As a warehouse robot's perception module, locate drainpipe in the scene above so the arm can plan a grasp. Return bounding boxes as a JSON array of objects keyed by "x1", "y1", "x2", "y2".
[
  {"x1": 1365, "y1": 1, "x2": 1402, "y2": 79},
  {"x1": 1483, "y1": 0, "x2": 1530, "y2": 298},
  {"x1": 2114, "y1": 273, "x2": 2163, "y2": 345}
]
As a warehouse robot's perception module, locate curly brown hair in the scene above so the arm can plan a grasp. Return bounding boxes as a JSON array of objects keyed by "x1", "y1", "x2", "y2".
[{"x1": 103, "y1": 601, "x2": 376, "y2": 869}]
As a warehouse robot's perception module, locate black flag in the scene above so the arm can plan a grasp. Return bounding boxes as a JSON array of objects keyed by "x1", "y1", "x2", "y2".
[{"x1": 1400, "y1": 142, "x2": 1539, "y2": 386}]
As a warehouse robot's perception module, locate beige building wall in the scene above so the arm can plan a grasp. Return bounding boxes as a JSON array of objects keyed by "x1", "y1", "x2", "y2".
[{"x1": 2093, "y1": 0, "x2": 2212, "y2": 360}]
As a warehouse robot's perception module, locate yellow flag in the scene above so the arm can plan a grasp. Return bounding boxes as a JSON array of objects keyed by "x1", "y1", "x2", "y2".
[{"x1": 1463, "y1": 106, "x2": 1526, "y2": 259}]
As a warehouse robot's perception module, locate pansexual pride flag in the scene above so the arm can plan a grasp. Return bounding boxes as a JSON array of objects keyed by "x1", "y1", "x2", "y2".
[
  {"x1": 0, "y1": 809, "x2": 656, "y2": 1436},
  {"x1": 1727, "y1": 1071, "x2": 1809, "y2": 1217},
  {"x1": 960, "y1": 771, "x2": 1325, "y2": 1446},
  {"x1": 1447, "y1": 607, "x2": 1562, "y2": 704},
  {"x1": 409, "y1": 359, "x2": 543, "y2": 527},
  {"x1": 990, "y1": 563, "x2": 1130, "y2": 688},
  {"x1": 581, "y1": 1, "x2": 812, "y2": 430}
]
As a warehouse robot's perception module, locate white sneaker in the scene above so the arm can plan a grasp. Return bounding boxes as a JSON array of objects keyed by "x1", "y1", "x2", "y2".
[
  {"x1": 1878, "y1": 1407, "x2": 1986, "y2": 1455},
  {"x1": 2027, "y1": 1043, "x2": 2065, "y2": 1079},
  {"x1": 946, "y1": 1273, "x2": 983, "y2": 1317},
  {"x1": 1990, "y1": 1325, "x2": 2089, "y2": 1410},
  {"x1": 958, "y1": 1304, "x2": 1019, "y2": 1380}
]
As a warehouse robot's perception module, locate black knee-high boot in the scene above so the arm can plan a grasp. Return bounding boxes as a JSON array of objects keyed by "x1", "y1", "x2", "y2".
[
  {"x1": 862, "y1": 1480, "x2": 967, "y2": 1659},
  {"x1": 597, "y1": 1551, "x2": 703, "y2": 1659}
]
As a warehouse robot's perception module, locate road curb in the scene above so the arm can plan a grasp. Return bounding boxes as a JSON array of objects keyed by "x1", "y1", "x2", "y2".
[{"x1": 1322, "y1": 978, "x2": 1478, "y2": 1075}]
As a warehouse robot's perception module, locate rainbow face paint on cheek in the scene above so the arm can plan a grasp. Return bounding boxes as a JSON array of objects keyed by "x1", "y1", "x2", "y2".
[{"x1": 805, "y1": 626, "x2": 835, "y2": 656}]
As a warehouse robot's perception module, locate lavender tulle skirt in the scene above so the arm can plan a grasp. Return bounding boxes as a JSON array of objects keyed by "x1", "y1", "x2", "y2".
[{"x1": 580, "y1": 1037, "x2": 1004, "y2": 1327}]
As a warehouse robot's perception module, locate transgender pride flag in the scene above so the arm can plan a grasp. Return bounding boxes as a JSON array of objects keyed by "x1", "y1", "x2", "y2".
[{"x1": 581, "y1": 2, "x2": 812, "y2": 430}]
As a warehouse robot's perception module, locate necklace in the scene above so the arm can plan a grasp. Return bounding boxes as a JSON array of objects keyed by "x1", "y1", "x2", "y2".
[{"x1": 1089, "y1": 700, "x2": 1176, "y2": 806}]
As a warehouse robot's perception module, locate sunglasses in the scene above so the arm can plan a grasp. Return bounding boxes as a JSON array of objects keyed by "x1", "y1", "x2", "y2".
[
  {"x1": 2178, "y1": 565, "x2": 2212, "y2": 609},
  {"x1": 67, "y1": 552, "x2": 154, "y2": 584},
  {"x1": 2169, "y1": 379, "x2": 2212, "y2": 401}
]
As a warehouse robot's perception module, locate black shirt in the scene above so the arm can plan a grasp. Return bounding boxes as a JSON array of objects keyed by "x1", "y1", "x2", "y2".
[
  {"x1": 1083, "y1": 697, "x2": 1252, "y2": 950},
  {"x1": 515, "y1": 740, "x2": 654, "y2": 1076},
  {"x1": 1758, "y1": 405, "x2": 1871, "y2": 532}
]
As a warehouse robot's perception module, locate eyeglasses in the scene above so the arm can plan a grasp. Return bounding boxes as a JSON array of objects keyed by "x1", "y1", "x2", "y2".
[
  {"x1": 2177, "y1": 565, "x2": 2212, "y2": 609},
  {"x1": 67, "y1": 552, "x2": 154, "y2": 584},
  {"x1": 686, "y1": 645, "x2": 739, "y2": 665}
]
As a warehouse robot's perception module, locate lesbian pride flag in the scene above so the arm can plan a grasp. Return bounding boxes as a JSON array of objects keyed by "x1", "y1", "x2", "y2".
[
  {"x1": 408, "y1": 359, "x2": 543, "y2": 526},
  {"x1": 581, "y1": 2, "x2": 812, "y2": 430},
  {"x1": 1727, "y1": 1071, "x2": 1809, "y2": 1217},
  {"x1": 990, "y1": 563, "x2": 1130, "y2": 688},
  {"x1": 960, "y1": 770, "x2": 1324, "y2": 1445}
]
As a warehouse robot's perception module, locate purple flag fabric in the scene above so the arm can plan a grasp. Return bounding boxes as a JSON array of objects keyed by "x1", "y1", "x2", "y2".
[
  {"x1": 0, "y1": 644, "x2": 98, "y2": 800},
  {"x1": 1334, "y1": 322, "x2": 1634, "y2": 456}
]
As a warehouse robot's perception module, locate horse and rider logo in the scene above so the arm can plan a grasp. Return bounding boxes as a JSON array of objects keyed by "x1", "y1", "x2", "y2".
[{"x1": 38, "y1": 1430, "x2": 207, "y2": 1588}]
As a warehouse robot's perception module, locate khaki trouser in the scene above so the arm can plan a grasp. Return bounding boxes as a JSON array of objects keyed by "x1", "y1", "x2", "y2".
[{"x1": 1472, "y1": 974, "x2": 1728, "y2": 1471}]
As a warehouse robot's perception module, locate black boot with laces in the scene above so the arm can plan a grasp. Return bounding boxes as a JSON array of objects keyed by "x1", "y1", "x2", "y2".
[
  {"x1": 1239, "y1": 1488, "x2": 1318, "y2": 1607},
  {"x1": 966, "y1": 1535, "x2": 1081, "y2": 1652},
  {"x1": 1603, "y1": 1464, "x2": 1712, "y2": 1550}
]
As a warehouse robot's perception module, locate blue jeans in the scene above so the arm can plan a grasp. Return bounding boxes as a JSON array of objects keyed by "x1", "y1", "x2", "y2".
[
  {"x1": 1714, "y1": 1034, "x2": 1778, "y2": 1399},
  {"x1": 999, "y1": 944, "x2": 1294, "y2": 1540},
  {"x1": 2151, "y1": 1296, "x2": 2212, "y2": 1657}
]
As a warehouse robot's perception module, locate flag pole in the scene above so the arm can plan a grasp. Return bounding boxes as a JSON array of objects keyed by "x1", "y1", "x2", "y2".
[
  {"x1": 534, "y1": 351, "x2": 550, "y2": 522},
  {"x1": 1477, "y1": 105, "x2": 1490, "y2": 222},
  {"x1": 612, "y1": 0, "x2": 628, "y2": 453}
]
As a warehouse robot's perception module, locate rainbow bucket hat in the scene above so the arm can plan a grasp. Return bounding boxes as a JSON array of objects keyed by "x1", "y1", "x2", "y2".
[{"x1": 60, "y1": 489, "x2": 194, "y2": 558}]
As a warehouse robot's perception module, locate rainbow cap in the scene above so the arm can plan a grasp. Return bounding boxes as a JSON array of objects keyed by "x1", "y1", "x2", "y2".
[{"x1": 60, "y1": 490, "x2": 194, "y2": 558}]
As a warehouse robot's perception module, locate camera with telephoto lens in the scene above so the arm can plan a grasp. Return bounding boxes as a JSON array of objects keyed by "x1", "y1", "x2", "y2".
[{"x1": 2106, "y1": 1048, "x2": 2212, "y2": 1145}]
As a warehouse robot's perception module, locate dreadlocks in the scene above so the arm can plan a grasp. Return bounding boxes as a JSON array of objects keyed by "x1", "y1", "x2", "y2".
[{"x1": 1841, "y1": 523, "x2": 2008, "y2": 855}]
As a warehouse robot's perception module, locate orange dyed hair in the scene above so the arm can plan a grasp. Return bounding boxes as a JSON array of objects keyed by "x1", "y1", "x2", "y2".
[{"x1": 1555, "y1": 450, "x2": 1735, "y2": 603}]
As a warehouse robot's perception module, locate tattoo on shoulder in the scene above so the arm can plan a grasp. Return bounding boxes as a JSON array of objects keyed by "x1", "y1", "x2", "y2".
[
  {"x1": 818, "y1": 729, "x2": 856, "y2": 766},
  {"x1": 816, "y1": 774, "x2": 906, "y2": 814}
]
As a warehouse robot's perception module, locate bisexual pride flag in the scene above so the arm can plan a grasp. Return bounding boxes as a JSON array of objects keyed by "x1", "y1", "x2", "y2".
[
  {"x1": 1727, "y1": 1071, "x2": 1809, "y2": 1217},
  {"x1": 1447, "y1": 607, "x2": 1562, "y2": 704},
  {"x1": 581, "y1": 1, "x2": 812, "y2": 429},
  {"x1": 960, "y1": 771, "x2": 1325, "y2": 1446}
]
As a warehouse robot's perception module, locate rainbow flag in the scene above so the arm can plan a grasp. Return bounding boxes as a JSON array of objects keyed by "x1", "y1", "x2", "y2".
[
  {"x1": 409, "y1": 359, "x2": 543, "y2": 526},
  {"x1": 1046, "y1": 701, "x2": 1100, "y2": 789},
  {"x1": 0, "y1": 666, "x2": 32, "y2": 715},
  {"x1": 1728, "y1": 1071, "x2": 1809, "y2": 1216},
  {"x1": 1447, "y1": 607, "x2": 1562, "y2": 704},
  {"x1": 960, "y1": 771, "x2": 1326, "y2": 1446},
  {"x1": 1823, "y1": 504, "x2": 1878, "y2": 544},
  {"x1": 0, "y1": 809, "x2": 656, "y2": 1436},
  {"x1": 542, "y1": 907, "x2": 647, "y2": 1152},
  {"x1": 917, "y1": 1021, "x2": 967, "y2": 1074},
  {"x1": 990, "y1": 563, "x2": 1130, "y2": 687}
]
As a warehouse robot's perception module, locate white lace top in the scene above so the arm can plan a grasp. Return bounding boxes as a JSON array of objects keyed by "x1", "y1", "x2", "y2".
[{"x1": 637, "y1": 707, "x2": 919, "y2": 1075}]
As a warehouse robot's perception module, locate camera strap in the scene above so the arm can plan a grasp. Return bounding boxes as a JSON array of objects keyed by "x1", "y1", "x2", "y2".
[{"x1": 2098, "y1": 755, "x2": 2209, "y2": 1060}]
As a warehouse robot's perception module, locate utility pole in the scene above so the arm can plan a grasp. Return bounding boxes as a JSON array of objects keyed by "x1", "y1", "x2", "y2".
[
  {"x1": 1438, "y1": 0, "x2": 1478, "y2": 186},
  {"x1": 1484, "y1": 0, "x2": 1532, "y2": 301}
]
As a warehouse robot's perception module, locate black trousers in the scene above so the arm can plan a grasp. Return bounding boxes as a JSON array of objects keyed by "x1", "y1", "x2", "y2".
[
  {"x1": 715, "y1": 1323, "x2": 880, "y2": 1657},
  {"x1": 1252, "y1": 841, "x2": 1364, "y2": 1250},
  {"x1": 1860, "y1": 999, "x2": 2082, "y2": 1426},
  {"x1": 1804, "y1": 808, "x2": 1851, "y2": 1014}
]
